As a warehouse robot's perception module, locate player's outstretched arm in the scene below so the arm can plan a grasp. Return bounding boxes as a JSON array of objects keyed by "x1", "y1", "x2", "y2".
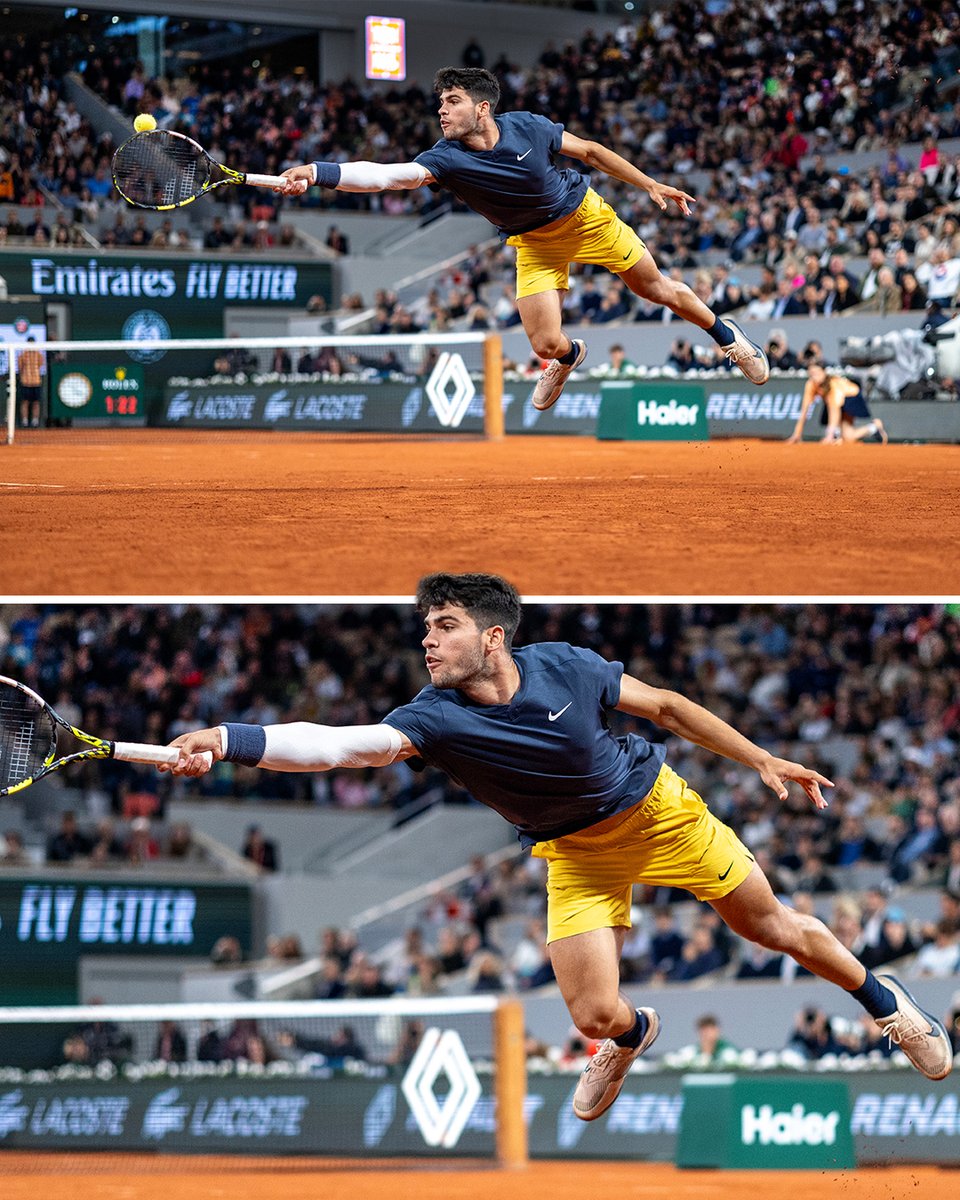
[
  {"x1": 279, "y1": 161, "x2": 435, "y2": 196},
  {"x1": 167, "y1": 723, "x2": 418, "y2": 776},
  {"x1": 787, "y1": 381, "x2": 817, "y2": 443},
  {"x1": 616, "y1": 674, "x2": 834, "y2": 808},
  {"x1": 559, "y1": 131, "x2": 695, "y2": 216}
]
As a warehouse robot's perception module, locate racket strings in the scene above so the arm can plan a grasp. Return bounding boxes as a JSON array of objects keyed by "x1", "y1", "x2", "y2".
[
  {"x1": 113, "y1": 131, "x2": 214, "y2": 208},
  {"x1": 0, "y1": 685, "x2": 53, "y2": 786}
]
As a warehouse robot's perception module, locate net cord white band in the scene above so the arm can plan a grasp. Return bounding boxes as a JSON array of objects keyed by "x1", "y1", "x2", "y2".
[{"x1": 0, "y1": 996, "x2": 500, "y2": 1024}]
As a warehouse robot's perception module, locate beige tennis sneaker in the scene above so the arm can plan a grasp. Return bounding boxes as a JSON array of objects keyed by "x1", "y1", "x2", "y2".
[
  {"x1": 875, "y1": 974, "x2": 953, "y2": 1080},
  {"x1": 531, "y1": 340, "x2": 587, "y2": 411},
  {"x1": 572, "y1": 1008, "x2": 661, "y2": 1121},
  {"x1": 722, "y1": 319, "x2": 770, "y2": 384}
]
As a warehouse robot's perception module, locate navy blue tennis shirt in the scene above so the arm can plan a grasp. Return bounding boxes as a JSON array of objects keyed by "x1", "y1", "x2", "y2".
[
  {"x1": 415, "y1": 111, "x2": 590, "y2": 237},
  {"x1": 383, "y1": 643, "x2": 666, "y2": 848}
]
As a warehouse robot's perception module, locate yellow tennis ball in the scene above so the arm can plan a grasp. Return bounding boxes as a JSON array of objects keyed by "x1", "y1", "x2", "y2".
[{"x1": 134, "y1": 114, "x2": 157, "y2": 132}]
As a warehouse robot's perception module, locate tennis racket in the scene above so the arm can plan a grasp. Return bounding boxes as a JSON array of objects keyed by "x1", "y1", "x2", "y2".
[
  {"x1": 0, "y1": 675, "x2": 210, "y2": 796},
  {"x1": 111, "y1": 129, "x2": 288, "y2": 211}
]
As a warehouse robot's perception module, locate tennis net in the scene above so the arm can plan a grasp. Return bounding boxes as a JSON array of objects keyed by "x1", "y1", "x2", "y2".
[{"x1": 2, "y1": 331, "x2": 505, "y2": 443}]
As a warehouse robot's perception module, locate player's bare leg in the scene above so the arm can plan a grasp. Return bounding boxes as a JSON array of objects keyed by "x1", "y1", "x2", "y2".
[
  {"x1": 550, "y1": 926, "x2": 661, "y2": 1120},
  {"x1": 518, "y1": 288, "x2": 587, "y2": 411},
  {"x1": 619, "y1": 250, "x2": 769, "y2": 384},
  {"x1": 711, "y1": 864, "x2": 951, "y2": 1079},
  {"x1": 842, "y1": 417, "x2": 887, "y2": 444}
]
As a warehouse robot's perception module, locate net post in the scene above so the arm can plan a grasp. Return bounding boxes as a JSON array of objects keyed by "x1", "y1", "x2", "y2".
[
  {"x1": 483, "y1": 333, "x2": 504, "y2": 440},
  {"x1": 494, "y1": 997, "x2": 527, "y2": 1169}
]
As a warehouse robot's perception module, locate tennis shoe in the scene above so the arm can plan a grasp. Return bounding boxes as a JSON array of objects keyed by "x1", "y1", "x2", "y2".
[
  {"x1": 722, "y1": 319, "x2": 770, "y2": 384},
  {"x1": 875, "y1": 974, "x2": 953, "y2": 1080},
  {"x1": 572, "y1": 1008, "x2": 661, "y2": 1121},
  {"x1": 532, "y1": 340, "x2": 587, "y2": 411}
]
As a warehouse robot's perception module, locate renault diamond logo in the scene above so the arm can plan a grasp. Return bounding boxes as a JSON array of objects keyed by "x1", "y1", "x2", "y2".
[
  {"x1": 401, "y1": 1026, "x2": 481, "y2": 1148},
  {"x1": 425, "y1": 352, "x2": 475, "y2": 427}
]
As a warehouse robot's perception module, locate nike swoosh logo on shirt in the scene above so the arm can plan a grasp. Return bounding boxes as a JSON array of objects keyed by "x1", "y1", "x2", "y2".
[
  {"x1": 548, "y1": 702, "x2": 572, "y2": 721},
  {"x1": 517, "y1": 149, "x2": 532, "y2": 161}
]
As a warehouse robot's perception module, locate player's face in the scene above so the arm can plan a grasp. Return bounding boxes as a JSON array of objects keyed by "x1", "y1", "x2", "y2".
[
  {"x1": 422, "y1": 604, "x2": 491, "y2": 688},
  {"x1": 437, "y1": 89, "x2": 484, "y2": 140}
]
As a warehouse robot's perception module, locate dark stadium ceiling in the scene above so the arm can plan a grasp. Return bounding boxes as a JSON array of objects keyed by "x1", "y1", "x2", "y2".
[{"x1": 7, "y1": 0, "x2": 641, "y2": 28}]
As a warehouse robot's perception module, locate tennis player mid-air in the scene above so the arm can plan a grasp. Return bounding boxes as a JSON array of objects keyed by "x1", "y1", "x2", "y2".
[
  {"x1": 170, "y1": 574, "x2": 953, "y2": 1120},
  {"x1": 279, "y1": 68, "x2": 769, "y2": 411}
]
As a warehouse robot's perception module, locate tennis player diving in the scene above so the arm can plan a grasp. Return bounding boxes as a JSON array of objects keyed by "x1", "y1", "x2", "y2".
[
  {"x1": 278, "y1": 68, "x2": 770, "y2": 412},
  {"x1": 170, "y1": 574, "x2": 953, "y2": 1119}
]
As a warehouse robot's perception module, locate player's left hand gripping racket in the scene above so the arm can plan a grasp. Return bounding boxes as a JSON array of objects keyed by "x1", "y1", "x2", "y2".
[
  {"x1": 112, "y1": 128, "x2": 288, "y2": 211},
  {"x1": 0, "y1": 675, "x2": 209, "y2": 796}
]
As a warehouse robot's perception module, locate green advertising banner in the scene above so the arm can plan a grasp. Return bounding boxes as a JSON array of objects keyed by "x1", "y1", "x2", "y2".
[
  {"x1": 0, "y1": 1071, "x2": 953, "y2": 1162},
  {"x1": 0, "y1": 876, "x2": 253, "y2": 1005},
  {"x1": 597, "y1": 380, "x2": 710, "y2": 441},
  {"x1": 677, "y1": 1074, "x2": 855, "y2": 1170},
  {"x1": 0, "y1": 249, "x2": 333, "y2": 415}
]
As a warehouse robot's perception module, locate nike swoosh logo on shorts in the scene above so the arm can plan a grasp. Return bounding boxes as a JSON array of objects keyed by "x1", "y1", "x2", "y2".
[
  {"x1": 548, "y1": 702, "x2": 572, "y2": 721},
  {"x1": 719, "y1": 862, "x2": 734, "y2": 880},
  {"x1": 517, "y1": 149, "x2": 532, "y2": 160}
]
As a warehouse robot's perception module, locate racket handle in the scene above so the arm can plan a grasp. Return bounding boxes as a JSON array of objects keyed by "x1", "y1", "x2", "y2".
[
  {"x1": 243, "y1": 172, "x2": 289, "y2": 188},
  {"x1": 112, "y1": 742, "x2": 214, "y2": 770}
]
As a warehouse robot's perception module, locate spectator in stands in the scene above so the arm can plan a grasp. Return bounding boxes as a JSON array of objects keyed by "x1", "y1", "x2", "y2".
[
  {"x1": 650, "y1": 906, "x2": 685, "y2": 978},
  {"x1": 889, "y1": 807, "x2": 946, "y2": 884},
  {"x1": 673, "y1": 1015, "x2": 739, "y2": 1068},
  {"x1": 242, "y1": 823, "x2": 279, "y2": 872},
  {"x1": 665, "y1": 337, "x2": 696, "y2": 373},
  {"x1": 854, "y1": 266, "x2": 903, "y2": 315},
  {"x1": 916, "y1": 246, "x2": 960, "y2": 308},
  {"x1": 89, "y1": 818, "x2": 126, "y2": 864},
  {"x1": 766, "y1": 330, "x2": 800, "y2": 372},
  {"x1": 126, "y1": 816, "x2": 160, "y2": 863},
  {"x1": 154, "y1": 1020, "x2": 187, "y2": 1063},
  {"x1": 787, "y1": 1005, "x2": 847, "y2": 1061},
  {"x1": 596, "y1": 343, "x2": 635, "y2": 377},
  {"x1": 46, "y1": 810, "x2": 92, "y2": 863},
  {"x1": 668, "y1": 925, "x2": 726, "y2": 983},
  {"x1": 325, "y1": 225, "x2": 350, "y2": 255},
  {"x1": 769, "y1": 277, "x2": 804, "y2": 319},
  {"x1": 860, "y1": 907, "x2": 922, "y2": 971},
  {"x1": 911, "y1": 920, "x2": 960, "y2": 979},
  {"x1": 510, "y1": 917, "x2": 555, "y2": 990},
  {"x1": 468, "y1": 948, "x2": 507, "y2": 993},
  {"x1": 0, "y1": 829, "x2": 28, "y2": 865},
  {"x1": 75, "y1": 1000, "x2": 133, "y2": 1066},
  {"x1": 210, "y1": 935, "x2": 243, "y2": 966},
  {"x1": 314, "y1": 955, "x2": 347, "y2": 999},
  {"x1": 197, "y1": 1021, "x2": 224, "y2": 1062}
]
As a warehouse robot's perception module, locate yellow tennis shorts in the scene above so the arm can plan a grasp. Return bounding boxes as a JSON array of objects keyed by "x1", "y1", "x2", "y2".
[
  {"x1": 506, "y1": 187, "x2": 647, "y2": 299},
  {"x1": 531, "y1": 763, "x2": 755, "y2": 944}
]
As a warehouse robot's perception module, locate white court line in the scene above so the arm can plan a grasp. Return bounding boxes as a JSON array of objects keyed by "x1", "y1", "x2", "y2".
[{"x1": 0, "y1": 482, "x2": 65, "y2": 489}]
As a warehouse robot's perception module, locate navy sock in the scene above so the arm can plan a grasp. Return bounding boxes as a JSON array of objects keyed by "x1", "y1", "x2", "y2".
[
  {"x1": 613, "y1": 1008, "x2": 649, "y2": 1049},
  {"x1": 557, "y1": 340, "x2": 579, "y2": 365},
  {"x1": 706, "y1": 317, "x2": 734, "y2": 347},
  {"x1": 848, "y1": 970, "x2": 897, "y2": 1020}
]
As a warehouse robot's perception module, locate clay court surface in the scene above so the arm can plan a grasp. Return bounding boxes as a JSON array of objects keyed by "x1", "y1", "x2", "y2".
[
  {"x1": 0, "y1": 1154, "x2": 953, "y2": 1200},
  {"x1": 1, "y1": 433, "x2": 958, "y2": 595}
]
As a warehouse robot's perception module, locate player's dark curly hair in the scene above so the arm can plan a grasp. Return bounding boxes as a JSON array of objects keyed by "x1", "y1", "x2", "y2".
[
  {"x1": 433, "y1": 67, "x2": 500, "y2": 111},
  {"x1": 416, "y1": 572, "x2": 521, "y2": 645}
]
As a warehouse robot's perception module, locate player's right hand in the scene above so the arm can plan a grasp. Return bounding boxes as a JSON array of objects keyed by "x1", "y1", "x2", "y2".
[
  {"x1": 165, "y1": 728, "x2": 224, "y2": 774},
  {"x1": 278, "y1": 165, "x2": 313, "y2": 196}
]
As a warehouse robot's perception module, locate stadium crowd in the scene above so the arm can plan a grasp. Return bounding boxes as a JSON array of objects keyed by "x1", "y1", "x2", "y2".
[{"x1": 2, "y1": 1, "x2": 960, "y2": 333}]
